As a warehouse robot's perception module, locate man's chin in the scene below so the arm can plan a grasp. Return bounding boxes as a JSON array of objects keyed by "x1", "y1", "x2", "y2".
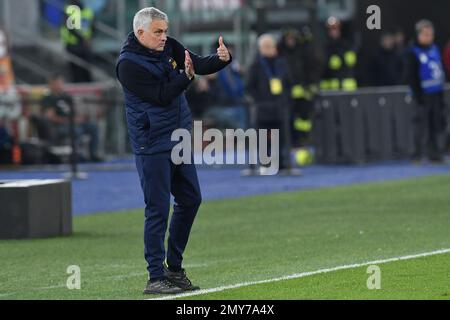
[{"x1": 146, "y1": 45, "x2": 165, "y2": 52}]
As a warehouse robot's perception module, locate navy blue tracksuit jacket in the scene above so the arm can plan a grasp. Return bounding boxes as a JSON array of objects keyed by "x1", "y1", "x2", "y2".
[{"x1": 116, "y1": 32, "x2": 230, "y2": 280}]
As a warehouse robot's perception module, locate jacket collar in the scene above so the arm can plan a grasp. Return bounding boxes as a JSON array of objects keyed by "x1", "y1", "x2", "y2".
[
  {"x1": 413, "y1": 40, "x2": 434, "y2": 50},
  {"x1": 120, "y1": 32, "x2": 167, "y2": 62}
]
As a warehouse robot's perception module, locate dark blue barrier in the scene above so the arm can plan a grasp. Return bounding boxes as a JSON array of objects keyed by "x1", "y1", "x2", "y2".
[{"x1": 313, "y1": 86, "x2": 449, "y2": 164}]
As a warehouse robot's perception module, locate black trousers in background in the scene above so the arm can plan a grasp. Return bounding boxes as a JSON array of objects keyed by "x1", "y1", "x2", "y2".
[
  {"x1": 66, "y1": 45, "x2": 93, "y2": 83},
  {"x1": 413, "y1": 92, "x2": 447, "y2": 161},
  {"x1": 258, "y1": 120, "x2": 288, "y2": 170},
  {"x1": 291, "y1": 98, "x2": 314, "y2": 148},
  {"x1": 256, "y1": 96, "x2": 292, "y2": 171}
]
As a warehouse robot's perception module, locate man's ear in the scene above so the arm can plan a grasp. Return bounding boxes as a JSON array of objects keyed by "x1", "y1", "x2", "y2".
[{"x1": 137, "y1": 29, "x2": 144, "y2": 39}]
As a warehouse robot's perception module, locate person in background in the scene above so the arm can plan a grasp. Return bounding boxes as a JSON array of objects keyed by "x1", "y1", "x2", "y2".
[
  {"x1": 393, "y1": 28, "x2": 408, "y2": 83},
  {"x1": 60, "y1": 0, "x2": 95, "y2": 83},
  {"x1": 405, "y1": 20, "x2": 447, "y2": 163},
  {"x1": 185, "y1": 76, "x2": 216, "y2": 119},
  {"x1": 216, "y1": 46, "x2": 245, "y2": 106},
  {"x1": 369, "y1": 32, "x2": 401, "y2": 87},
  {"x1": 40, "y1": 73, "x2": 101, "y2": 162},
  {"x1": 278, "y1": 28, "x2": 318, "y2": 151},
  {"x1": 247, "y1": 34, "x2": 292, "y2": 171},
  {"x1": 320, "y1": 17, "x2": 358, "y2": 92},
  {"x1": 443, "y1": 38, "x2": 450, "y2": 79},
  {"x1": 0, "y1": 119, "x2": 13, "y2": 164},
  {"x1": 43, "y1": 0, "x2": 66, "y2": 28},
  {"x1": 211, "y1": 46, "x2": 247, "y2": 129},
  {"x1": 442, "y1": 38, "x2": 450, "y2": 153}
]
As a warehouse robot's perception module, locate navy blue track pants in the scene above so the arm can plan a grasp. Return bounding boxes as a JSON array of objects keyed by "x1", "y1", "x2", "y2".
[{"x1": 135, "y1": 152, "x2": 202, "y2": 280}]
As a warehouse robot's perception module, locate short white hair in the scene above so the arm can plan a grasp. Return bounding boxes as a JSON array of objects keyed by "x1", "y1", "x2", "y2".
[
  {"x1": 415, "y1": 19, "x2": 434, "y2": 34},
  {"x1": 133, "y1": 7, "x2": 168, "y2": 37},
  {"x1": 258, "y1": 34, "x2": 276, "y2": 49}
]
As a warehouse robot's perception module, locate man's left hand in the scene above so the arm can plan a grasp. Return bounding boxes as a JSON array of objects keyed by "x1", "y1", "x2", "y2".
[{"x1": 217, "y1": 36, "x2": 231, "y2": 62}]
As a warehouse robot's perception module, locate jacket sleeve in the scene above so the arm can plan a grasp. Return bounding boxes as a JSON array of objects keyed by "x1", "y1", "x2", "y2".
[
  {"x1": 117, "y1": 59, "x2": 193, "y2": 107},
  {"x1": 189, "y1": 50, "x2": 232, "y2": 75},
  {"x1": 404, "y1": 50, "x2": 424, "y2": 104},
  {"x1": 169, "y1": 37, "x2": 232, "y2": 75}
]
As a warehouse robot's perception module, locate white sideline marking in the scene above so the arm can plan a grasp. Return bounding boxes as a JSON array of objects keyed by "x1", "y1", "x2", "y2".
[
  {"x1": 147, "y1": 248, "x2": 450, "y2": 300},
  {"x1": 38, "y1": 284, "x2": 67, "y2": 290}
]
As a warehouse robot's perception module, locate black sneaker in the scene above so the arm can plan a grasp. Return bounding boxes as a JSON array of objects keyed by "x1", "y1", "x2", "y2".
[
  {"x1": 164, "y1": 265, "x2": 200, "y2": 291},
  {"x1": 143, "y1": 278, "x2": 184, "y2": 295}
]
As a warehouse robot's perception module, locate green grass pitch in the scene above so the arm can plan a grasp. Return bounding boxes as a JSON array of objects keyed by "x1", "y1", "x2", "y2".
[{"x1": 1, "y1": 174, "x2": 449, "y2": 300}]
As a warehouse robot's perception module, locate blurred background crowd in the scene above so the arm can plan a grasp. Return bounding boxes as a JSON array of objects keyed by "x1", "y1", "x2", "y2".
[{"x1": 0, "y1": 0, "x2": 449, "y2": 167}]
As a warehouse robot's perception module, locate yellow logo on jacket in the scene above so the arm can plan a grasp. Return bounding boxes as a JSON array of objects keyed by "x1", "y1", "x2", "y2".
[{"x1": 168, "y1": 57, "x2": 177, "y2": 70}]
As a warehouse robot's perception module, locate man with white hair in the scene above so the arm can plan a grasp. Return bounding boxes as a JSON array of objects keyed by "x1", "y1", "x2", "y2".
[
  {"x1": 116, "y1": 7, "x2": 231, "y2": 294},
  {"x1": 247, "y1": 33, "x2": 292, "y2": 172}
]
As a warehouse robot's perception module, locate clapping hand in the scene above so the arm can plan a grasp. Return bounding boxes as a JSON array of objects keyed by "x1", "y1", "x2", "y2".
[{"x1": 185, "y1": 50, "x2": 195, "y2": 79}]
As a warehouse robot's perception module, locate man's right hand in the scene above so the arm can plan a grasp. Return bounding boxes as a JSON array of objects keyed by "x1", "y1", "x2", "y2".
[{"x1": 185, "y1": 50, "x2": 195, "y2": 80}]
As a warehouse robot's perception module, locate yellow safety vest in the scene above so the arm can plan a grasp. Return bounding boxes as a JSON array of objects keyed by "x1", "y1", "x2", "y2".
[
  {"x1": 294, "y1": 118, "x2": 312, "y2": 133},
  {"x1": 60, "y1": 7, "x2": 94, "y2": 46},
  {"x1": 321, "y1": 50, "x2": 358, "y2": 91},
  {"x1": 292, "y1": 84, "x2": 319, "y2": 101}
]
